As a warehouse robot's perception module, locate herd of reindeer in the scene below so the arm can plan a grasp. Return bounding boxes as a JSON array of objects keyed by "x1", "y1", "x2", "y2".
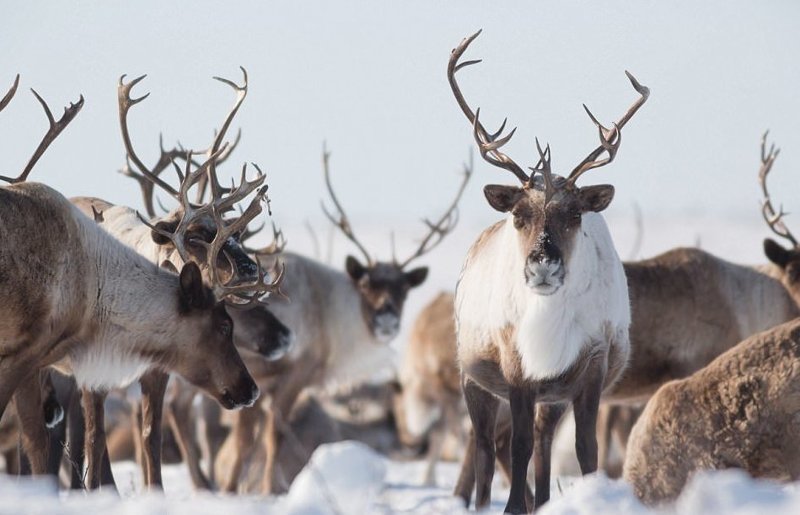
[{"x1": 1, "y1": 30, "x2": 800, "y2": 514}]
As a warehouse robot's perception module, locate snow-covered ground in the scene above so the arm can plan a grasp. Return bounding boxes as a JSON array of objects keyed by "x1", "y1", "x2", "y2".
[{"x1": 2, "y1": 441, "x2": 800, "y2": 514}]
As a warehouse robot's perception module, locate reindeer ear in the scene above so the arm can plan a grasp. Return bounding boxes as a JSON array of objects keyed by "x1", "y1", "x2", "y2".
[
  {"x1": 764, "y1": 238, "x2": 791, "y2": 268},
  {"x1": 579, "y1": 184, "x2": 615, "y2": 213},
  {"x1": 405, "y1": 267, "x2": 428, "y2": 288},
  {"x1": 151, "y1": 219, "x2": 178, "y2": 245},
  {"x1": 483, "y1": 185, "x2": 523, "y2": 213},
  {"x1": 345, "y1": 255, "x2": 367, "y2": 281},
  {"x1": 179, "y1": 262, "x2": 208, "y2": 310}
]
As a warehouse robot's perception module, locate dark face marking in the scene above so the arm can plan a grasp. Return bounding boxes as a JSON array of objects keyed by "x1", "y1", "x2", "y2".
[
  {"x1": 483, "y1": 177, "x2": 615, "y2": 295},
  {"x1": 345, "y1": 256, "x2": 427, "y2": 342},
  {"x1": 174, "y1": 263, "x2": 259, "y2": 409},
  {"x1": 229, "y1": 305, "x2": 294, "y2": 360},
  {"x1": 764, "y1": 238, "x2": 800, "y2": 303}
]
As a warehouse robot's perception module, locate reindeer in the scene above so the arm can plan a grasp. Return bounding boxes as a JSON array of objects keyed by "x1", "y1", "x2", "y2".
[
  {"x1": 214, "y1": 145, "x2": 472, "y2": 494},
  {"x1": 66, "y1": 69, "x2": 289, "y2": 490},
  {"x1": 393, "y1": 291, "x2": 467, "y2": 485},
  {"x1": 454, "y1": 132, "x2": 800, "y2": 504},
  {"x1": 447, "y1": 31, "x2": 649, "y2": 513},
  {"x1": 0, "y1": 75, "x2": 260, "y2": 477},
  {"x1": 624, "y1": 317, "x2": 800, "y2": 504}
]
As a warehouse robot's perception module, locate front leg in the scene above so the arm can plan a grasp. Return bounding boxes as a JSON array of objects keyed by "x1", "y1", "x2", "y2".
[
  {"x1": 505, "y1": 386, "x2": 535, "y2": 515},
  {"x1": 13, "y1": 374, "x2": 50, "y2": 475},
  {"x1": 139, "y1": 369, "x2": 169, "y2": 490},
  {"x1": 82, "y1": 388, "x2": 111, "y2": 489},
  {"x1": 533, "y1": 402, "x2": 567, "y2": 509},
  {"x1": 166, "y1": 380, "x2": 214, "y2": 490},
  {"x1": 573, "y1": 364, "x2": 606, "y2": 475},
  {"x1": 462, "y1": 377, "x2": 499, "y2": 511}
]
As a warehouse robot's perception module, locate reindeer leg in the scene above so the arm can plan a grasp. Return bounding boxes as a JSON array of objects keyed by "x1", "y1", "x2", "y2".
[
  {"x1": 12, "y1": 375, "x2": 50, "y2": 475},
  {"x1": 199, "y1": 396, "x2": 226, "y2": 485},
  {"x1": 261, "y1": 363, "x2": 317, "y2": 495},
  {"x1": 422, "y1": 417, "x2": 446, "y2": 486},
  {"x1": 463, "y1": 377, "x2": 499, "y2": 511},
  {"x1": 493, "y1": 413, "x2": 535, "y2": 507},
  {"x1": 533, "y1": 402, "x2": 568, "y2": 509},
  {"x1": 573, "y1": 365, "x2": 605, "y2": 476},
  {"x1": 82, "y1": 389, "x2": 110, "y2": 490},
  {"x1": 139, "y1": 370, "x2": 168, "y2": 490},
  {"x1": 166, "y1": 381, "x2": 213, "y2": 490},
  {"x1": 219, "y1": 405, "x2": 261, "y2": 493},
  {"x1": 66, "y1": 388, "x2": 86, "y2": 489},
  {"x1": 504, "y1": 386, "x2": 535, "y2": 515},
  {"x1": 453, "y1": 428, "x2": 476, "y2": 507}
]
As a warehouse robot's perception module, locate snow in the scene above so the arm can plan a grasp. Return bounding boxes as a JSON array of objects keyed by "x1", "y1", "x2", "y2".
[{"x1": 2, "y1": 448, "x2": 800, "y2": 514}]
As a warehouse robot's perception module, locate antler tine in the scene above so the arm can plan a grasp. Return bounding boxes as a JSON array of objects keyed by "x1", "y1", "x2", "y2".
[
  {"x1": 320, "y1": 144, "x2": 373, "y2": 265},
  {"x1": 0, "y1": 87, "x2": 84, "y2": 184},
  {"x1": 245, "y1": 220, "x2": 287, "y2": 256},
  {"x1": 399, "y1": 151, "x2": 474, "y2": 268},
  {"x1": 529, "y1": 137, "x2": 555, "y2": 204},
  {"x1": 195, "y1": 67, "x2": 248, "y2": 204},
  {"x1": 219, "y1": 258, "x2": 288, "y2": 310},
  {"x1": 567, "y1": 71, "x2": 650, "y2": 186},
  {"x1": 758, "y1": 131, "x2": 797, "y2": 247},
  {"x1": 0, "y1": 74, "x2": 20, "y2": 113},
  {"x1": 214, "y1": 162, "x2": 266, "y2": 214},
  {"x1": 118, "y1": 74, "x2": 180, "y2": 199},
  {"x1": 119, "y1": 134, "x2": 197, "y2": 218},
  {"x1": 448, "y1": 30, "x2": 530, "y2": 185}
]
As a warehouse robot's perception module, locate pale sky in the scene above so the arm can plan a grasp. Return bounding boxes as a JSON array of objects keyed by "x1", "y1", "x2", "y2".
[{"x1": 3, "y1": 0, "x2": 800, "y2": 245}]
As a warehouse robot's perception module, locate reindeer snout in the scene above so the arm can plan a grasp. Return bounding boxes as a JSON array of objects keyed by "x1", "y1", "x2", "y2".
[
  {"x1": 221, "y1": 375, "x2": 261, "y2": 410},
  {"x1": 525, "y1": 254, "x2": 565, "y2": 294},
  {"x1": 262, "y1": 328, "x2": 295, "y2": 361},
  {"x1": 373, "y1": 306, "x2": 401, "y2": 343}
]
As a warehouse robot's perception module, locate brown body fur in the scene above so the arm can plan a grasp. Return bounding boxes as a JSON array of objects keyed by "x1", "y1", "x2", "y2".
[{"x1": 624, "y1": 318, "x2": 800, "y2": 504}]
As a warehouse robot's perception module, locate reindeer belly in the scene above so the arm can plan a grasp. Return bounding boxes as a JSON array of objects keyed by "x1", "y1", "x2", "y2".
[{"x1": 69, "y1": 345, "x2": 152, "y2": 390}]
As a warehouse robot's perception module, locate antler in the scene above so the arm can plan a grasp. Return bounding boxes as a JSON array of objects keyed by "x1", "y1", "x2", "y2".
[
  {"x1": 448, "y1": 30, "x2": 530, "y2": 185},
  {"x1": 320, "y1": 143, "x2": 373, "y2": 265},
  {"x1": 243, "y1": 219, "x2": 287, "y2": 256},
  {"x1": 0, "y1": 77, "x2": 84, "y2": 184},
  {"x1": 758, "y1": 131, "x2": 797, "y2": 247},
  {"x1": 118, "y1": 74, "x2": 182, "y2": 199},
  {"x1": 194, "y1": 67, "x2": 248, "y2": 204},
  {"x1": 399, "y1": 152, "x2": 473, "y2": 268},
  {"x1": 567, "y1": 71, "x2": 649, "y2": 186},
  {"x1": 0, "y1": 74, "x2": 19, "y2": 113}
]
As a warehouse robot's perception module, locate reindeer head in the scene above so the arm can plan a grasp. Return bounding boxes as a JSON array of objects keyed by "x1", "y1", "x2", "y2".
[
  {"x1": 170, "y1": 262, "x2": 259, "y2": 409},
  {"x1": 757, "y1": 133, "x2": 800, "y2": 300},
  {"x1": 117, "y1": 70, "x2": 284, "y2": 309},
  {"x1": 321, "y1": 146, "x2": 470, "y2": 342},
  {"x1": 448, "y1": 30, "x2": 649, "y2": 295}
]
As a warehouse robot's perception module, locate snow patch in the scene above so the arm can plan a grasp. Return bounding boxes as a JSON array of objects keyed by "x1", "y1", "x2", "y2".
[{"x1": 284, "y1": 441, "x2": 387, "y2": 514}]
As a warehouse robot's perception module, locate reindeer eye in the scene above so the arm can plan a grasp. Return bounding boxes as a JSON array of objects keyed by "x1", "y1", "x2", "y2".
[{"x1": 218, "y1": 319, "x2": 233, "y2": 338}]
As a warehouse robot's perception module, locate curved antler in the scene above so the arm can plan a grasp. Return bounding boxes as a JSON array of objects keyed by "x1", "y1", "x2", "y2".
[
  {"x1": 758, "y1": 131, "x2": 797, "y2": 247},
  {"x1": 194, "y1": 67, "x2": 248, "y2": 204},
  {"x1": 448, "y1": 30, "x2": 530, "y2": 185},
  {"x1": 320, "y1": 143, "x2": 373, "y2": 265},
  {"x1": 567, "y1": 71, "x2": 649, "y2": 186},
  {"x1": 399, "y1": 152, "x2": 474, "y2": 268},
  {"x1": 118, "y1": 74, "x2": 182, "y2": 199},
  {"x1": 0, "y1": 79, "x2": 84, "y2": 184}
]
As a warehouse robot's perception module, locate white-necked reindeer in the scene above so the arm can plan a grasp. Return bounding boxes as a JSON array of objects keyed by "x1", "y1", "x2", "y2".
[
  {"x1": 448, "y1": 31, "x2": 649, "y2": 513},
  {"x1": 215, "y1": 146, "x2": 472, "y2": 494},
  {"x1": 67, "y1": 70, "x2": 288, "y2": 490},
  {"x1": 0, "y1": 74, "x2": 259, "y2": 477}
]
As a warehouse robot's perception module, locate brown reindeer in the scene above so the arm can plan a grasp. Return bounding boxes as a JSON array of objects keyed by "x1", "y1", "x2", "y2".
[
  {"x1": 393, "y1": 291, "x2": 466, "y2": 485},
  {"x1": 214, "y1": 145, "x2": 472, "y2": 494},
  {"x1": 624, "y1": 317, "x2": 800, "y2": 504},
  {"x1": 0, "y1": 75, "x2": 260, "y2": 477},
  {"x1": 448, "y1": 31, "x2": 649, "y2": 513},
  {"x1": 66, "y1": 69, "x2": 288, "y2": 491}
]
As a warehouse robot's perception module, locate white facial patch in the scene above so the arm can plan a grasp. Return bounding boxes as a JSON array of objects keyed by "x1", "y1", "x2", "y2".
[{"x1": 373, "y1": 312, "x2": 400, "y2": 342}]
